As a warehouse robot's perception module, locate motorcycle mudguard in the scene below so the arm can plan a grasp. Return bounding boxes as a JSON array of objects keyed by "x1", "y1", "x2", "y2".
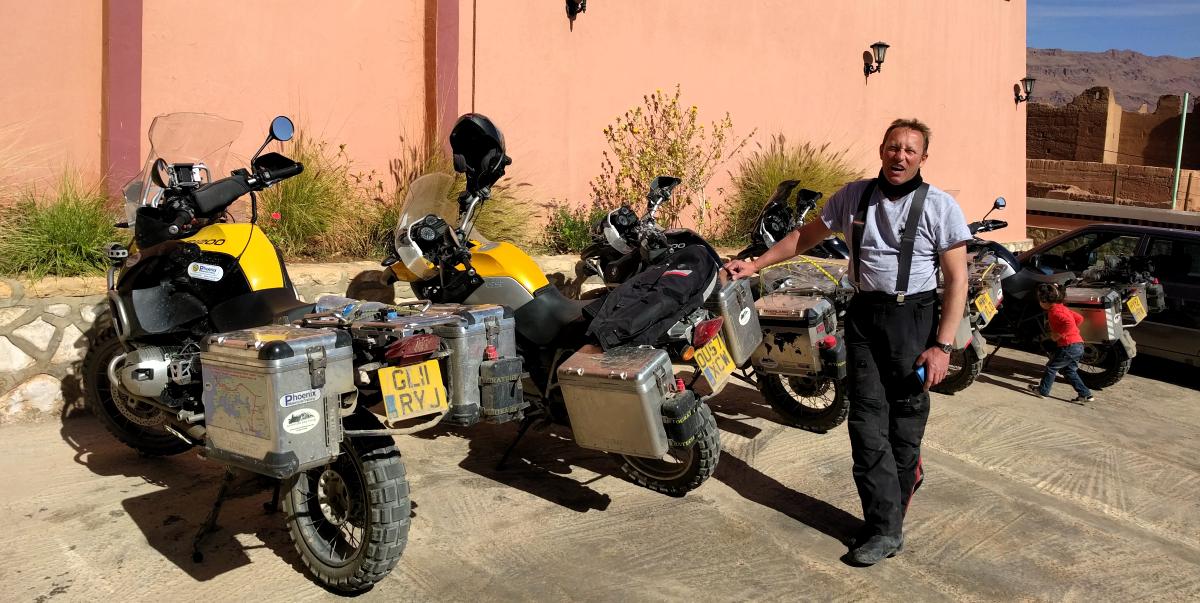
[
  {"x1": 969, "y1": 330, "x2": 987, "y2": 357},
  {"x1": 1118, "y1": 330, "x2": 1137, "y2": 359}
]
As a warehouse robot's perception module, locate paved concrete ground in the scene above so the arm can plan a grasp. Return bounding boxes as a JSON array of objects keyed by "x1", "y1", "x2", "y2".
[{"x1": 3, "y1": 348, "x2": 1199, "y2": 602}]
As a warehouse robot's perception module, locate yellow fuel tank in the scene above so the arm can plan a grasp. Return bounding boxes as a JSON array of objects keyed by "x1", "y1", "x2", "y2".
[
  {"x1": 469, "y1": 241, "x2": 549, "y2": 294},
  {"x1": 183, "y1": 223, "x2": 285, "y2": 291}
]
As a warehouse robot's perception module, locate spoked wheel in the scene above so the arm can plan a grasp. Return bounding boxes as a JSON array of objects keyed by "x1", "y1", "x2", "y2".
[
  {"x1": 283, "y1": 413, "x2": 410, "y2": 593},
  {"x1": 932, "y1": 346, "x2": 983, "y2": 395},
  {"x1": 758, "y1": 372, "x2": 848, "y2": 433},
  {"x1": 1077, "y1": 342, "x2": 1131, "y2": 390},
  {"x1": 82, "y1": 329, "x2": 192, "y2": 456},
  {"x1": 620, "y1": 403, "x2": 720, "y2": 497}
]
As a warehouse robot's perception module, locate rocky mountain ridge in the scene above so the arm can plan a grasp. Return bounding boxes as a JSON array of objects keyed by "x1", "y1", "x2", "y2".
[{"x1": 1028, "y1": 48, "x2": 1199, "y2": 112}]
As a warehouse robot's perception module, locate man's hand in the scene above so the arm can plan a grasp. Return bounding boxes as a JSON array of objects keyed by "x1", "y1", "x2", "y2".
[
  {"x1": 915, "y1": 346, "x2": 951, "y2": 390},
  {"x1": 724, "y1": 258, "x2": 757, "y2": 280}
]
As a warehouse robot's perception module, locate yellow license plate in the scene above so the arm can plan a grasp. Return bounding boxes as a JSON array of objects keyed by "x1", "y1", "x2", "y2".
[
  {"x1": 378, "y1": 360, "x2": 448, "y2": 422},
  {"x1": 974, "y1": 291, "x2": 998, "y2": 323},
  {"x1": 695, "y1": 335, "x2": 734, "y2": 392},
  {"x1": 1126, "y1": 295, "x2": 1147, "y2": 322}
]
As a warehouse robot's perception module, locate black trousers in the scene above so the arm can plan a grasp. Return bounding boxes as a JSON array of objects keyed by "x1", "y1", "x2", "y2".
[{"x1": 843, "y1": 290, "x2": 938, "y2": 538}]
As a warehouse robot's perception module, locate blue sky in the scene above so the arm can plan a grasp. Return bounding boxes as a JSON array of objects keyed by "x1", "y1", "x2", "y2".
[{"x1": 1028, "y1": 0, "x2": 1200, "y2": 57}]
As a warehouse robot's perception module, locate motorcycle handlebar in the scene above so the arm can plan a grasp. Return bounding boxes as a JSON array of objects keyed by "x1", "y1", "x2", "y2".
[
  {"x1": 262, "y1": 162, "x2": 303, "y2": 182},
  {"x1": 187, "y1": 160, "x2": 303, "y2": 216},
  {"x1": 190, "y1": 175, "x2": 254, "y2": 215}
]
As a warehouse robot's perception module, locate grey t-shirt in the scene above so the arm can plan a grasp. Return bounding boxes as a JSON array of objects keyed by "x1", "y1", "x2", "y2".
[{"x1": 820, "y1": 179, "x2": 972, "y2": 295}]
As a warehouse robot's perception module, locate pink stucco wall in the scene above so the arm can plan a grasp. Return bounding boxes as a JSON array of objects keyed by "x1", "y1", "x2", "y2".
[
  {"x1": 0, "y1": 1, "x2": 103, "y2": 188},
  {"x1": 135, "y1": 0, "x2": 428, "y2": 191},
  {"x1": 2, "y1": 1, "x2": 1027, "y2": 243},
  {"x1": 452, "y1": 0, "x2": 1028, "y2": 240}
]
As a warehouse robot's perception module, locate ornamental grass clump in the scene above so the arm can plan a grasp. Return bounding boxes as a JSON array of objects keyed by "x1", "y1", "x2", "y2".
[
  {"x1": 0, "y1": 174, "x2": 117, "y2": 277},
  {"x1": 720, "y1": 134, "x2": 862, "y2": 245},
  {"x1": 258, "y1": 132, "x2": 376, "y2": 260},
  {"x1": 372, "y1": 136, "x2": 543, "y2": 254}
]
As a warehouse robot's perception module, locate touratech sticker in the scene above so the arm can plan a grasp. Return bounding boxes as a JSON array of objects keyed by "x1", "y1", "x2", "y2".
[
  {"x1": 738, "y1": 307, "x2": 752, "y2": 326},
  {"x1": 188, "y1": 262, "x2": 224, "y2": 282},
  {"x1": 282, "y1": 408, "x2": 321, "y2": 434},
  {"x1": 280, "y1": 388, "x2": 322, "y2": 407}
]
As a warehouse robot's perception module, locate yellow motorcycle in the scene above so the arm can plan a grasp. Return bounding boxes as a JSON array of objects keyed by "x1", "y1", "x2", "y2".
[
  {"x1": 86, "y1": 113, "x2": 412, "y2": 592},
  {"x1": 382, "y1": 114, "x2": 737, "y2": 496}
]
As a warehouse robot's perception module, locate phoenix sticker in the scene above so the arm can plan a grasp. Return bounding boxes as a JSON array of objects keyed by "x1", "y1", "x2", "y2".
[{"x1": 188, "y1": 262, "x2": 224, "y2": 282}]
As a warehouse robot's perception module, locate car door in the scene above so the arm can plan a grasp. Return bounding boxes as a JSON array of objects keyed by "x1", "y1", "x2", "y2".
[{"x1": 1133, "y1": 235, "x2": 1200, "y2": 364}]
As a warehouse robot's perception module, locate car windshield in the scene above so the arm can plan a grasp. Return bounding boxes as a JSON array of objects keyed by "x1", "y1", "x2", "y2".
[
  {"x1": 394, "y1": 173, "x2": 464, "y2": 250},
  {"x1": 122, "y1": 112, "x2": 243, "y2": 224}
]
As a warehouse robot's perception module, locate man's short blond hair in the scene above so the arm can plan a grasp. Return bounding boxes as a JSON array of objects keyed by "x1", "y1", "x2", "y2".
[{"x1": 883, "y1": 118, "x2": 931, "y2": 153}]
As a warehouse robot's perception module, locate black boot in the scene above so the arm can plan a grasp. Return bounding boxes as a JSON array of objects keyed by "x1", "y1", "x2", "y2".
[{"x1": 848, "y1": 534, "x2": 904, "y2": 566}]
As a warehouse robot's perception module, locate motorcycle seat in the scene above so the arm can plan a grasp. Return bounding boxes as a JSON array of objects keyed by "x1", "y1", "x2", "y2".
[
  {"x1": 1004, "y1": 269, "x2": 1075, "y2": 301},
  {"x1": 210, "y1": 287, "x2": 316, "y2": 333},
  {"x1": 1029, "y1": 271, "x2": 1075, "y2": 285},
  {"x1": 514, "y1": 284, "x2": 600, "y2": 347}
]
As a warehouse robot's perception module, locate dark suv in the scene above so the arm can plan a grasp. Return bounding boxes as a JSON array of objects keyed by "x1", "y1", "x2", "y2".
[{"x1": 1020, "y1": 224, "x2": 1200, "y2": 366}]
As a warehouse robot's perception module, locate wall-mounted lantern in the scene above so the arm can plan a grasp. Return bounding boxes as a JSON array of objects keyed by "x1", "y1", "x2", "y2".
[
  {"x1": 863, "y1": 41, "x2": 889, "y2": 77},
  {"x1": 1015, "y1": 77, "x2": 1036, "y2": 103},
  {"x1": 567, "y1": 0, "x2": 586, "y2": 22}
]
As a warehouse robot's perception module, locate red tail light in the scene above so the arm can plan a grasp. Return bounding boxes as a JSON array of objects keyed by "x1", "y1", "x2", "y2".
[
  {"x1": 692, "y1": 317, "x2": 724, "y2": 348},
  {"x1": 1152, "y1": 277, "x2": 1160, "y2": 284},
  {"x1": 385, "y1": 333, "x2": 441, "y2": 362}
]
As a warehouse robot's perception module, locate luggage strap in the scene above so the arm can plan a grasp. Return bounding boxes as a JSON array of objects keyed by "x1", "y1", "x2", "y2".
[{"x1": 851, "y1": 182, "x2": 929, "y2": 303}]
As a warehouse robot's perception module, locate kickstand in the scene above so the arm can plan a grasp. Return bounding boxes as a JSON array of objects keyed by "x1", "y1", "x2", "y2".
[
  {"x1": 982, "y1": 344, "x2": 1002, "y2": 370},
  {"x1": 496, "y1": 415, "x2": 537, "y2": 471},
  {"x1": 192, "y1": 468, "x2": 238, "y2": 563},
  {"x1": 262, "y1": 479, "x2": 282, "y2": 514}
]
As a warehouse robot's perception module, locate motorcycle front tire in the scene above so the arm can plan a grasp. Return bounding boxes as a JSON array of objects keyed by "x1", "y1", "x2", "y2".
[
  {"x1": 931, "y1": 346, "x2": 983, "y2": 395},
  {"x1": 283, "y1": 411, "x2": 410, "y2": 593},
  {"x1": 758, "y1": 373, "x2": 849, "y2": 433},
  {"x1": 620, "y1": 403, "x2": 720, "y2": 497},
  {"x1": 83, "y1": 327, "x2": 193, "y2": 457},
  {"x1": 1078, "y1": 342, "x2": 1131, "y2": 390}
]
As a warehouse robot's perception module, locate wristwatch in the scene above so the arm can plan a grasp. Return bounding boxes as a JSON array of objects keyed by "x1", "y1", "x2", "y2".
[{"x1": 935, "y1": 341, "x2": 954, "y2": 354}]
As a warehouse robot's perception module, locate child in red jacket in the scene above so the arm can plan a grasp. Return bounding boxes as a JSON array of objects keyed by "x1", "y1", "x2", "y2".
[{"x1": 1029, "y1": 283, "x2": 1095, "y2": 402}]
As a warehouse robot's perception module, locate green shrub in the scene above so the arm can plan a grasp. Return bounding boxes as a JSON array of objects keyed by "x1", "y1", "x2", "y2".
[
  {"x1": 0, "y1": 175, "x2": 117, "y2": 277},
  {"x1": 542, "y1": 203, "x2": 609, "y2": 254},
  {"x1": 718, "y1": 134, "x2": 862, "y2": 245},
  {"x1": 590, "y1": 85, "x2": 752, "y2": 235},
  {"x1": 259, "y1": 133, "x2": 373, "y2": 260}
]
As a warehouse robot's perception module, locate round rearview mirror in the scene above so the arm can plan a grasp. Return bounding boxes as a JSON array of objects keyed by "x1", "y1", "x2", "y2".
[
  {"x1": 270, "y1": 116, "x2": 294, "y2": 142},
  {"x1": 994, "y1": 197, "x2": 1007, "y2": 209}
]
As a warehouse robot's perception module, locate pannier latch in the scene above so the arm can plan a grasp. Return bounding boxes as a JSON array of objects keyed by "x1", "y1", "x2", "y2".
[{"x1": 307, "y1": 346, "x2": 327, "y2": 389}]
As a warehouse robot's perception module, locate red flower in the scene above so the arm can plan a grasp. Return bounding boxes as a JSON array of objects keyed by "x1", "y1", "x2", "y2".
[{"x1": 270, "y1": 211, "x2": 282, "y2": 220}]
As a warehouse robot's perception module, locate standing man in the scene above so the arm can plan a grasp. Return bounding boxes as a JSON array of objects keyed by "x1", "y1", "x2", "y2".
[{"x1": 726, "y1": 119, "x2": 970, "y2": 565}]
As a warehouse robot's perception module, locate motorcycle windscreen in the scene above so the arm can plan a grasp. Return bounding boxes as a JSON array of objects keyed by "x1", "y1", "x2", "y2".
[
  {"x1": 122, "y1": 112, "x2": 243, "y2": 226},
  {"x1": 131, "y1": 284, "x2": 207, "y2": 333},
  {"x1": 394, "y1": 173, "x2": 460, "y2": 280}
]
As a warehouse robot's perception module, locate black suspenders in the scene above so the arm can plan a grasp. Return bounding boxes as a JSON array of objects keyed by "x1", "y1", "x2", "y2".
[{"x1": 850, "y1": 182, "x2": 930, "y2": 303}]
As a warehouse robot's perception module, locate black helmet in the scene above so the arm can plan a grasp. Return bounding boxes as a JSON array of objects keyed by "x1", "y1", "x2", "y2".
[{"x1": 449, "y1": 113, "x2": 511, "y2": 193}]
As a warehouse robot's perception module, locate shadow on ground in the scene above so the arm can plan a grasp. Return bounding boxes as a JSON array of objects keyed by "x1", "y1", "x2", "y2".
[
  {"x1": 58, "y1": 322, "x2": 302, "y2": 588},
  {"x1": 1130, "y1": 356, "x2": 1200, "y2": 390}
]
